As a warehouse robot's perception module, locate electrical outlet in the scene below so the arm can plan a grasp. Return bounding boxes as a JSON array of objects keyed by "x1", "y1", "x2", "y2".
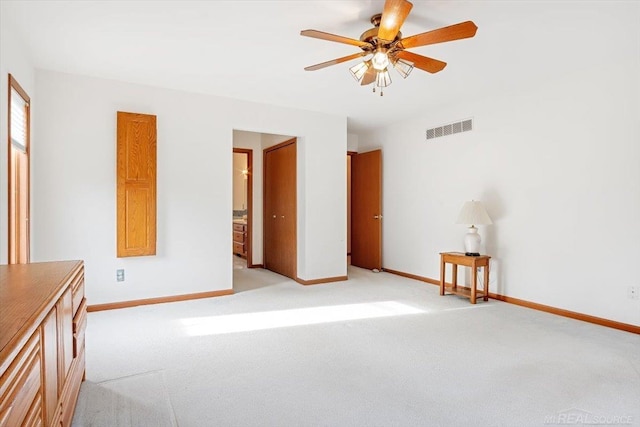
[
  {"x1": 628, "y1": 286, "x2": 639, "y2": 300},
  {"x1": 117, "y1": 269, "x2": 125, "y2": 282}
]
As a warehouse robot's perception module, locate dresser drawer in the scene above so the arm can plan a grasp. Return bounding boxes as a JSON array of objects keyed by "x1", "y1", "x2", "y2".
[
  {"x1": 0, "y1": 332, "x2": 41, "y2": 427},
  {"x1": 233, "y1": 231, "x2": 245, "y2": 243},
  {"x1": 233, "y1": 242, "x2": 245, "y2": 255},
  {"x1": 73, "y1": 299, "x2": 87, "y2": 359},
  {"x1": 70, "y1": 266, "x2": 84, "y2": 316},
  {"x1": 59, "y1": 347, "x2": 85, "y2": 427},
  {"x1": 21, "y1": 391, "x2": 42, "y2": 427},
  {"x1": 233, "y1": 223, "x2": 245, "y2": 232},
  {"x1": 72, "y1": 278, "x2": 84, "y2": 317}
]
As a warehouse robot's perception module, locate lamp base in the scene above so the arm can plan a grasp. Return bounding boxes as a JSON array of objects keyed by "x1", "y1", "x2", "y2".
[{"x1": 463, "y1": 226, "x2": 482, "y2": 255}]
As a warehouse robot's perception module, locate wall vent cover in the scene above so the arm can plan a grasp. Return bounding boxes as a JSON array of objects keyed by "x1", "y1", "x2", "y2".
[{"x1": 426, "y1": 118, "x2": 473, "y2": 141}]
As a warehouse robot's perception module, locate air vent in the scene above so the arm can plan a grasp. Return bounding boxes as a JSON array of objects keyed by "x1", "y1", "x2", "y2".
[{"x1": 426, "y1": 118, "x2": 473, "y2": 141}]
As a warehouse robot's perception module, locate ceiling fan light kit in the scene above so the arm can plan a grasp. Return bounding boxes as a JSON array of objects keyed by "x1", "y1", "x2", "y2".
[
  {"x1": 376, "y1": 69, "x2": 392, "y2": 88},
  {"x1": 372, "y1": 49, "x2": 390, "y2": 71},
  {"x1": 349, "y1": 60, "x2": 371, "y2": 82},
  {"x1": 301, "y1": 0, "x2": 478, "y2": 96},
  {"x1": 392, "y1": 58, "x2": 414, "y2": 79}
]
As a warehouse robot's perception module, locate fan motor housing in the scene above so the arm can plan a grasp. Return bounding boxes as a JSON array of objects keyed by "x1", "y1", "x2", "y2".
[{"x1": 360, "y1": 14, "x2": 402, "y2": 47}]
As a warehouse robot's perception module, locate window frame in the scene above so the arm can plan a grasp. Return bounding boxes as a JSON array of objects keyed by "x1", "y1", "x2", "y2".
[{"x1": 7, "y1": 73, "x2": 31, "y2": 264}]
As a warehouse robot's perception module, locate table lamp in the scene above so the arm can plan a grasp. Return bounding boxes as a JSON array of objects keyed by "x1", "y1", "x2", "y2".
[{"x1": 455, "y1": 200, "x2": 492, "y2": 256}]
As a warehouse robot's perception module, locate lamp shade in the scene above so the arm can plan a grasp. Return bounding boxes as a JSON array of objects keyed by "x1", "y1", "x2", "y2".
[
  {"x1": 456, "y1": 200, "x2": 492, "y2": 226},
  {"x1": 349, "y1": 61, "x2": 370, "y2": 82},
  {"x1": 392, "y1": 58, "x2": 414, "y2": 79},
  {"x1": 376, "y1": 69, "x2": 391, "y2": 88}
]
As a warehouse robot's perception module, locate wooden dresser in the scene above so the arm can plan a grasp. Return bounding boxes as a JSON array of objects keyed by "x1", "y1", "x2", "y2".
[
  {"x1": 0, "y1": 260, "x2": 86, "y2": 427},
  {"x1": 233, "y1": 221, "x2": 247, "y2": 258}
]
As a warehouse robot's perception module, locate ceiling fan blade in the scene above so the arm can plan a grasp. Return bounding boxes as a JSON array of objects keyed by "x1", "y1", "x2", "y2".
[
  {"x1": 304, "y1": 52, "x2": 367, "y2": 71},
  {"x1": 394, "y1": 50, "x2": 446, "y2": 73},
  {"x1": 361, "y1": 67, "x2": 377, "y2": 86},
  {"x1": 300, "y1": 29, "x2": 373, "y2": 49},
  {"x1": 378, "y1": 0, "x2": 413, "y2": 42},
  {"x1": 399, "y1": 21, "x2": 478, "y2": 49}
]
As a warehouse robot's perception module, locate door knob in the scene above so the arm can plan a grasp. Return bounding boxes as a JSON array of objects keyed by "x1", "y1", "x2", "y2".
[
  {"x1": 272, "y1": 215, "x2": 276, "y2": 218},
  {"x1": 373, "y1": 215, "x2": 379, "y2": 219},
  {"x1": 281, "y1": 215, "x2": 285, "y2": 219}
]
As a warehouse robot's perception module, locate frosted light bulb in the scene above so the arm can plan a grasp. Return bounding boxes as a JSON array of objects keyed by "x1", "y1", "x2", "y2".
[{"x1": 372, "y1": 51, "x2": 389, "y2": 71}]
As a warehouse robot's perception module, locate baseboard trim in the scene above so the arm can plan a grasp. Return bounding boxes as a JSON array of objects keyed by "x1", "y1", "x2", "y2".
[
  {"x1": 87, "y1": 289, "x2": 234, "y2": 312},
  {"x1": 248, "y1": 264, "x2": 264, "y2": 269},
  {"x1": 383, "y1": 268, "x2": 639, "y2": 334},
  {"x1": 295, "y1": 275, "x2": 348, "y2": 286},
  {"x1": 382, "y1": 268, "x2": 439, "y2": 285},
  {"x1": 488, "y1": 293, "x2": 640, "y2": 334}
]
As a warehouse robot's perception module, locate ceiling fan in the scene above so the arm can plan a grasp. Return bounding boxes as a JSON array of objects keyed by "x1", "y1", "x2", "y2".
[{"x1": 301, "y1": 0, "x2": 478, "y2": 95}]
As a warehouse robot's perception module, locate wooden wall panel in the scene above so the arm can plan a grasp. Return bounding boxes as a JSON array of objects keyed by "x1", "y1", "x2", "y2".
[
  {"x1": 117, "y1": 112, "x2": 157, "y2": 257},
  {"x1": 124, "y1": 187, "x2": 152, "y2": 251}
]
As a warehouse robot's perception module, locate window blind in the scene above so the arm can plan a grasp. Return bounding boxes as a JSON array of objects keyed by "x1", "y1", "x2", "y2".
[{"x1": 11, "y1": 87, "x2": 27, "y2": 152}]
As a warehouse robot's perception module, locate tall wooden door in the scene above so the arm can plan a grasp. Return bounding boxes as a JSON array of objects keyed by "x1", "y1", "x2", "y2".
[
  {"x1": 351, "y1": 149, "x2": 382, "y2": 270},
  {"x1": 8, "y1": 74, "x2": 30, "y2": 264},
  {"x1": 263, "y1": 139, "x2": 296, "y2": 279}
]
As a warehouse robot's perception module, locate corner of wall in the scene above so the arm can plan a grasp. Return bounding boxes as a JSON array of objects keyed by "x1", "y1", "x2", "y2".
[{"x1": 0, "y1": 7, "x2": 37, "y2": 263}]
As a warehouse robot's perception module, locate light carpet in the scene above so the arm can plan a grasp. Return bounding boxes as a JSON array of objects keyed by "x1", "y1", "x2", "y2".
[
  {"x1": 72, "y1": 266, "x2": 640, "y2": 427},
  {"x1": 73, "y1": 371, "x2": 177, "y2": 427}
]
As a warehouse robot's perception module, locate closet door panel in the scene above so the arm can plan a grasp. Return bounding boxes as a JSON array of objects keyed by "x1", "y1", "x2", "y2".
[{"x1": 263, "y1": 140, "x2": 296, "y2": 279}]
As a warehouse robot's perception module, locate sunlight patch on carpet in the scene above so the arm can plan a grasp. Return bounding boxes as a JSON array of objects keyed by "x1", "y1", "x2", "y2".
[{"x1": 180, "y1": 301, "x2": 425, "y2": 336}]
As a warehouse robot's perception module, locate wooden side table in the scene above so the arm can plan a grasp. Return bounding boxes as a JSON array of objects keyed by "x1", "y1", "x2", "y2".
[{"x1": 440, "y1": 252, "x2": 491, "y2": 304}]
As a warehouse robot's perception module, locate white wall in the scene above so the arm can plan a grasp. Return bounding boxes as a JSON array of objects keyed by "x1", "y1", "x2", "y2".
[
  {"x1": 34, "y1": 70, "x2": 347, "y2": 304},
  {"x1": 0, "y1": 13, "x2": 36, "y2": 264},
  {"x1": 359, "y1": 2, "x2": 640, "y2": 326},
  {"x1": 261, "y1": 133, "x2": 291, "y2": 148},
  {"x1": 347, "y1": 133, "x2": 359, "y2": 152}
]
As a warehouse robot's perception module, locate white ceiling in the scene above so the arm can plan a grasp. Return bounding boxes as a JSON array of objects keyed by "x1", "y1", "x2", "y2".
[{"x1": 1, "y1": 1, "x2": 614, "y2": 133}]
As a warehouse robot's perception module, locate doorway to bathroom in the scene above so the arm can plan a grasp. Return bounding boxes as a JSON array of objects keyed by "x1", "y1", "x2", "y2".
[{"x1": 233, "y1": 149, "x2": 252, "y2": 269}]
